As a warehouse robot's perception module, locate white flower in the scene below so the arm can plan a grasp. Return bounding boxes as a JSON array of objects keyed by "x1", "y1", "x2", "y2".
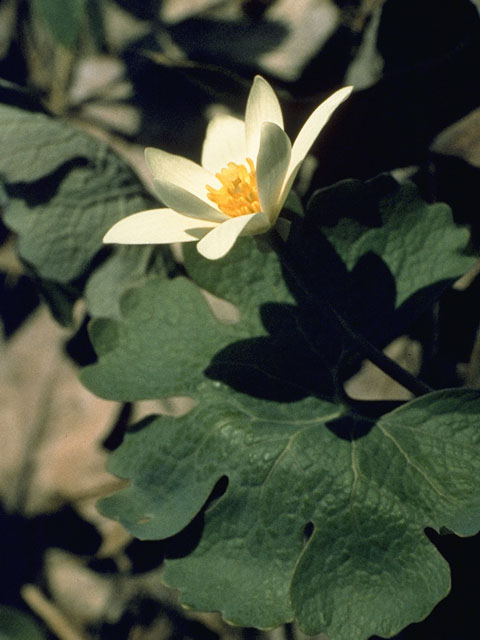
[{"x1": 103, "y1": 76, "x2": 352, "y2": 260}]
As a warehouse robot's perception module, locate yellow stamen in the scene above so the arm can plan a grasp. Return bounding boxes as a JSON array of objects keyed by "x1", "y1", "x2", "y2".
[{"x1": 206, "y1": 157, "x2": 261, "y2": 218}]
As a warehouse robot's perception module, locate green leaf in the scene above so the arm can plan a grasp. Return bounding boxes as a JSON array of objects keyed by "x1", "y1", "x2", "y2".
[
  {"x1": 80, "y1": 171, "x2": 479, "y2": 639},
  {"x1": 0, "y1": 103, "x2": 155, "y2": 287},
  {"x1": 98, "y1": 387, "x2": 480, "y2": 640},
  {"x1": 36, "y1": 279, "x2": 80, "y2": 326},
  {"x1": 85, "y1": 245, "x2": 174, "y2": 319},
  {"x1": 83, "y1": 175, "x2": 474, "y2": 405},
  {"x1": 184, "y1": 179, "x2": 472, "y2": 337},
  {"x1": 82, "y1": 255, "x2": 334, "y2": 402},
  {"x1": 184, "y1": 236, "x2": 294, "y2": 334},
  {"x1": 30, "y1": 0, "x2": 87, "y2": 49},
  {"x1": 182, "y1": 177, "x2": 474, "y2": 394},
  {"x1": 184, "y1": 238, "x2": 340, "y2": 400},
  {"x1": 315, "y1": 177, "x2": 473, "y2": 307},
  {"x1": 301, "y1": 176, "x2": 475, "y2": 345},
  {"x1": 0, "y1": 605, "x2": 47, "y2": 640},
  {"x1": 82, "y1": 277, "x2": 243, "y2": 400},
  {"x1": 0, "y1": 105, "x2": 91, "y2": 183}
]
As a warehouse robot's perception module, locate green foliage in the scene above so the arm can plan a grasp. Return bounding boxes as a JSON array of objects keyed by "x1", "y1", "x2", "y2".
[
  {"x1": 82, "y1": 246, "x2": 335, "y2": 403},
  {"x1": 2, "y1": 2, "x2": 480, "y2": 638},
  {"x1": 314, "y1": 178, "x2": 471, "y2": 307},
  {"x1": 82, "y1": 276, "x2": 243, "y2": 399},
  {"x1": 0, "y1": 102, "x2": 151, "y2": 283},
  {"x1": 30, "y1": 0, "x2": 88, "y2": 49},
  {"x1": 98, "y1": 386, "x2": 480, "y2": 639},
  {"x1": 0, "y1": 102, "x2": 166, "y2": 320},
  {"x1": 85, "y1": 245, "x2": 173, "y2": 320},
  {"x1": 2, "y1": 95, "x2": 479, "y2": 640},
  {"x1": 0, "y1": 605, "x2": 47, "y2": 640},
  {"x1": 297, "y1": 176, "x2": 475, "y2": 346},
  {"x1": 80, "y1": 176, "x2": 480, "y2": 639}
]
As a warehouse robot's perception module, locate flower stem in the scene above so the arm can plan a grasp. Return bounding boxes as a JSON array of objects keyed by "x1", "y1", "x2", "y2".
[
  {"x1": 269, "y1": 230, "x2": 433, "y2": 398},
  {"x1": 324, "y1": 296, "x2": 433, "y2": 396}
]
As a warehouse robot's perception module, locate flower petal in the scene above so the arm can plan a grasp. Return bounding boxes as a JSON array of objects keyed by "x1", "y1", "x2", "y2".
[
  {"x1": 280, "y1": 86, "x2": 352, "y2": 205},
  {"x1": 196, "y1": 212, "x2": 270, "y2": 260},
  {"x1": 145, "y1": 147, "x2": 215, "y2": 206},
  {"x1": 245, "y1": 75, "x2": 284, "y2": 160},
  {"x1": 256, "y1": 122, "x2": 291, "y2": 222},
  {"x1": 103, "y1": 209, "x2": 217, "y2": 245},
  {"x1": 153, "y1": 179, "x2": 228, "y2": 222},
  {"x1": 201, "y1": 114, "x2": 247, "y2": 173}
]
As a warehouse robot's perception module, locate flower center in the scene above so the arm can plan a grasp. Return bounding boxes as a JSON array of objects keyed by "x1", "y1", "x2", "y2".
[{"x1": 206, "y1": 157, "x2": 261, "y2": 217}]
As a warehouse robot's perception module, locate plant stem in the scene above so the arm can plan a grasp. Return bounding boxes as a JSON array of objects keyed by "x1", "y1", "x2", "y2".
[
  {"x1": 269, "y1": 230, "x2": 433, "y2": 398},
  {"x1": 325, "y1": 296, "x2": 433, "y2": 396}
]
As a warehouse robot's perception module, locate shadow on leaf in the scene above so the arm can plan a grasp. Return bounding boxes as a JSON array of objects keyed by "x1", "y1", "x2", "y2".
[
  {"x1": 165, "y1": 475, "x2": 229, "y2": 561},
  {"x1": 202, "y1": 176, "x2": 468, "y2": 404}
]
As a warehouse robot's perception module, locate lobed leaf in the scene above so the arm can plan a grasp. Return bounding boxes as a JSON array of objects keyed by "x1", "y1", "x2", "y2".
[
  {"x1": 82, "y1": 277, "x2": 244, "y2": 400},
  {"x1": 317, "y1": 177, "x2": 473, "y2": 308},
  {"x1": 80, "y1": 164, "x2": 479, "y2": 640},
  {"x1": 299, "y1": 176, "x2": 475, "y2": 345},
  {"x1": 98, "y1": 386, "x2": 480, "y2": 640},
  {"x1": 82, "y1": 259, "x2": 334, "y2": 402},
  {"x1": 84, "y1": 177, "x2": 475, "y2": 404}
]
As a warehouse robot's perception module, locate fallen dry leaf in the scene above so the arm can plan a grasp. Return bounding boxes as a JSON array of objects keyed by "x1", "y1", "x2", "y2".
[
  {"x1": 431, "y1": 107, "x2": 480, "y2": 167},
  {"x1": 44, "y1": 549, "x2": 117, "y2": 627},
  {"x1": 0, "y1": 306, "x2": 121, "y2": 516},
  {"x1": 259, "y1": 0, "x2": 339, "y2": 81},
  {"x1": 0, "y1": 235, "x2": 25, "y2": 278},
  {"x1": 160, "y1": 0, "x2": 222, "y2": 24}
]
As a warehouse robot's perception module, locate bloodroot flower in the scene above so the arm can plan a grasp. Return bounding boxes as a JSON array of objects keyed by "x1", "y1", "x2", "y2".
[{"x1": 103, "y1": 76, "x2": 352, "y2": 260}]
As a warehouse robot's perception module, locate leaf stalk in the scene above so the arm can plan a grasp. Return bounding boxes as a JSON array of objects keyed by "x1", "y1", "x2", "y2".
[{"x1": 269, "y1": 229, "x2": 433, "y2": 398}]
